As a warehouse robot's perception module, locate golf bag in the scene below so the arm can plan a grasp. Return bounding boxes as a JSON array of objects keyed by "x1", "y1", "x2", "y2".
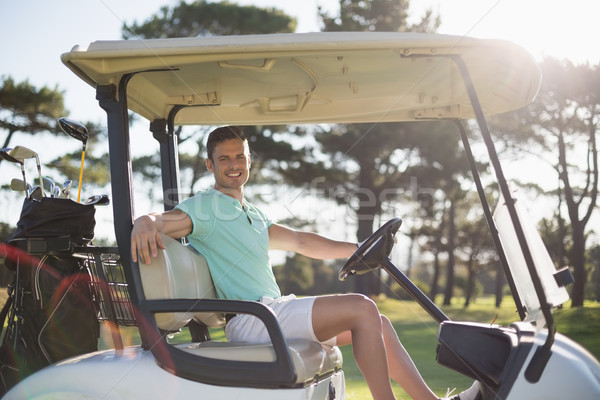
[{"x1": 0, "y1": 197, "x2": 99, "y2": 394}]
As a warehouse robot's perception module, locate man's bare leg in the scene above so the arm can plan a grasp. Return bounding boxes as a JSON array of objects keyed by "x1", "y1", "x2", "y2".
[
  {"x1": 312, "y1": 294, "x2": 439, "y2": 400},
  {"x1": 381, "y1": 315, "x2": 438, "y2": 400},
  {"x1": 312, "y1": 294, "x2": 396, "y2": 400}
]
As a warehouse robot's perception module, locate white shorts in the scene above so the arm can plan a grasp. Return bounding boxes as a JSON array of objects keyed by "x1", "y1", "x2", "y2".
[{"x1": 224, "y1": 294, "x2": 337, "y2": 347}]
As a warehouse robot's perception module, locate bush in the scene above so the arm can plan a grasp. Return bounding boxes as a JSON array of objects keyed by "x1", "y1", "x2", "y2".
[{"x1": 391, "y1": 279, "x2": 430, "y2": 300}]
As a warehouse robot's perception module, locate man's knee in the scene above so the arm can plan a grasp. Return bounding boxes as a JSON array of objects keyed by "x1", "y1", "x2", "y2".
[
  {"x1": 345, "y1": 294, "x2": 381, "y2": 322},
  {"x1": 381, "y1": 314, "x2": 392, "y2": 327},
  {"x1": 381, "y1": 315, "x2": 397, "y2": 336}
]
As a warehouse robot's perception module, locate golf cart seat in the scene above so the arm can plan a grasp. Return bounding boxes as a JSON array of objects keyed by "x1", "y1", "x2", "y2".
[
  {"x1": 139, "y1": 233, "x2": 226, "y2": 331},
  {"x1": 139, "y1": 233, "x2": 343, "y2": 385}
]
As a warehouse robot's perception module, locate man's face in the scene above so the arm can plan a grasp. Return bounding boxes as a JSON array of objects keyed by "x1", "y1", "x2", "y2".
[{"x1": 206, "y1": 138, "x2": 251, "y2": 193}]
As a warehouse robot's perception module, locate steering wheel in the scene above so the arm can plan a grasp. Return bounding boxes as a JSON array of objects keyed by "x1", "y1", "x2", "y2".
[{"x1": 339, "y1": 217, "x2": 402, "y2": 281}]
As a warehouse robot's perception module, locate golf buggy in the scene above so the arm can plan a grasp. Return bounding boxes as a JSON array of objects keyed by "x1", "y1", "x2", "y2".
[{"x1": 4, "y1": 32, "x2": 600, "y2": 399}]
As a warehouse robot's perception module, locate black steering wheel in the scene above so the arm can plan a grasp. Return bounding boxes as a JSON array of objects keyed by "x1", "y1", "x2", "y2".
[{"x1": 339, "y1": 217, "x2": 402, "y2": 281}]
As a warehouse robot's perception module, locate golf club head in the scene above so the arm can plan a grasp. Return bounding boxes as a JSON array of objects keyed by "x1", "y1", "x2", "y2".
[
  {"x1": 7, "y1": 145, "x2": 44, "y2": 195},
  {"x1": 83, "y1": 194, "x2": 110, "y2": 206},
  {"x1": 0, "y1": 148, "x2": 24, "y2": 165},
  {"x1": 52, "y1": 185, "x2": 61, "y2": 198},
  {"x1": 58, "y1": 117, "x2": 89, "y2": 146},
  {"x1": 10, "y1": 178, "x2": 31, "y2": 198},
  {"x1": 2, "y1": 148, "x2": 28, "y2": 193},
  {"x1": 42, "y1": 177, "x2": 55, "y2": 196},
  {"x1": 29, "y1": 185, "x2": 43, "y2": 202},
  {"x1": 58, "y1": 117, "x2": 88, "y2": 203},
  {"x1": 61, "y1": 180, "x2": 73, "y2": 198},
  {"x1": 10, "y1": 178, "x2": 30, "y2": 191},
  {"x1": 10, "y1": 145, "x2": 37, "y2": 161}
]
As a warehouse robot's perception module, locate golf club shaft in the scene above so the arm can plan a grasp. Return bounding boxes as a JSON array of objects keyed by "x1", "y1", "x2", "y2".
[
  {"x1": 77, "y1": 149, "x2": 85, "y2": 202},
  {"x1": 36, "y1": 156, "x2": 44, "y2": 197},
  {"x1": 20, "y1": 165, "x2": 27, "y2": 198}
]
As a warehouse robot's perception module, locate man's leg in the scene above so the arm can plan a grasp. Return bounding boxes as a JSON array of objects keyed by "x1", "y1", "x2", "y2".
[
  {"x1": 381, "y1": 315, "x2": 438, "y2": 400},
  {"x1": 312, "y1": 294, "x2": 440, "y2": 400},
  {"x1": 312, "y1": 294, "x2": 396, "y2": 400}
]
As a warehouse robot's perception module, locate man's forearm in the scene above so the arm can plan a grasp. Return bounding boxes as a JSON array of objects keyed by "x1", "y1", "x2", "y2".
[{"x1": 295, "y1": 231, "x2": 357, "y2": 260}]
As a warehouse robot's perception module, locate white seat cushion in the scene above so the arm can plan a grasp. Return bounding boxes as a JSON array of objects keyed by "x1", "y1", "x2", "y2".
[
  {"x1": 139, "y1": 233, "x2": 225, "y2": 331},
  {"x1": 178, "y1": 339, "x2": 343, "y2": 384}
]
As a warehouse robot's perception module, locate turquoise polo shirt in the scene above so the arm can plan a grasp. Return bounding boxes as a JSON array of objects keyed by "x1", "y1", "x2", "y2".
[{"x1": 175, "y1": 188, "x2": 281, "y2": 301}]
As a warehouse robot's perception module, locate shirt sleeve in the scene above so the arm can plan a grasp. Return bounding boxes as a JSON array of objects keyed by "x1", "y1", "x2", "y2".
[{"x1": 175, "y1": 195, "x2": 208, "y2": 239}]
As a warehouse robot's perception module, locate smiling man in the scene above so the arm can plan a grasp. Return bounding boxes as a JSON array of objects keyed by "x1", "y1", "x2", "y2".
[
  {"x1": 207, "y1": 130, "x2": 251, "y2": 197},
  {"x1": 131, "y1": 126, "x2": 480, "y2": 400}
]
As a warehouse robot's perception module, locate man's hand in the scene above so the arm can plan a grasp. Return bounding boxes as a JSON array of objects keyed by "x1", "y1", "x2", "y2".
[
  {"x1": 130, "y1": 209, "x2": 192, "y2": 264},
  {"x1": 131, "y1": 214, "x2": 165, "y2": 265}
]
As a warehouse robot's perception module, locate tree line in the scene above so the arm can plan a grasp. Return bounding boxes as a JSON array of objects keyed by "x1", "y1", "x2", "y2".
[{"x1": 1, "y1": 0, "x2": 599, "y2": 307}]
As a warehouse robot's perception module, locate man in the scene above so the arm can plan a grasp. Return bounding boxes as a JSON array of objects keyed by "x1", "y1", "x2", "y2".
[{"x1": 131, "y1": 126, "x2": 480, "y2": 400}]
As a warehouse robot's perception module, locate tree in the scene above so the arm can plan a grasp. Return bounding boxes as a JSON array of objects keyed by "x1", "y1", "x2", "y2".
[
  {"x1": 588, "y1": 245, "x2": 600, "y2": 302},
  {"x1": 492, "y1": 58, "x2": 600, "y2": 307},
  {"x1": 455, "y1": 202, "x2": 496, "y2": 307},
  {"x1": 0, "y1": 76, "x2": 66, "y2": 150},
  {"x1": 122, "y1": 0, "x2": 296, "y2": 39},
  {"x1": 403, "y1": 121, "x2": 472, "y2": 305},
  {"x1": 277, "y1": 253, "x2": 315, "y2": 295},
  {"x1": 319, "y1": 0, "x2": 439, "y2": 32},
  {"x1": 48, "y1": 121, "x2": 112, "y2": 192},
  {"x1": 419, "y1": 216, "x2": 446, "y2": 301},
  {"x1": 316, "y1": 0, "x2": 441, "y2": 296},
  {"x1": 547, "y1": 60, "x2": 599, "y2": 307},
  {"x1": 120, "y1": 2, "x2": 301, "y2": 206},
  {"x1": 313, "y1": 122, "x2": 438, "y2": 295}
]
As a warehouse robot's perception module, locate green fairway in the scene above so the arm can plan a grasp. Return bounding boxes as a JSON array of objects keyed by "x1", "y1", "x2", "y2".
[{"x1": 340, "y1": 296, "x2": 600, "y2": 399}]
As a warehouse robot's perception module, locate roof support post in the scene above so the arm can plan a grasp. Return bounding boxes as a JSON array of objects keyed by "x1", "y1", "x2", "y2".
[
  {"x1": 96, "y1": 82, "x2": 152, "y2": 347},
  {"x1": 96, "y1": 84, "x2": 134, "y2": 267},
  {"x1": 150, "y1": 119, "x2": 181, "y2": 211},
  {"x1": 452, "y1": 55, "x2": 556, "y2": 381}
]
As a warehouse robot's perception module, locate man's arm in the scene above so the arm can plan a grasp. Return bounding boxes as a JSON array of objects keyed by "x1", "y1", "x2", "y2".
[
  {"x1": 268, "y1": 223, "x2": 357, "y2": 259},
  {"x1": 131, "y1": 209, "x2": 193, "y2": 264}
]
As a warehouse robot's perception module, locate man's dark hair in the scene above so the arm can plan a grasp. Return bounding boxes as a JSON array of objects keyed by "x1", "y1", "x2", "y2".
[{"x1": 206, "y1": 126, "x2": 247, "y2": 160}]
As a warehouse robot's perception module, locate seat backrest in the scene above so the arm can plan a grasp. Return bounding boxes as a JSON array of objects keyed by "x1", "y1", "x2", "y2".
[
  {"x1": 138, "y1": 235, "x2": 344, "y2": 387},
  {"x1": 139, "y1": 233, "x2": 225, "y2": 331}
]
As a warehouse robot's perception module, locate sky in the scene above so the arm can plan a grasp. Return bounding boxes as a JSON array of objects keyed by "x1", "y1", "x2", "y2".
[
  {"x1": 1, "y1": 0, "x2": 598, "y2": 125},
  {"x1": 1, "y1": 0, "x2": 599, "y2": 236}
]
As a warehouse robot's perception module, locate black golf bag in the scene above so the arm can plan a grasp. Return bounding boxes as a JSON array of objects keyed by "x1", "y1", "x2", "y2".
[{"x1": 0, "y1": 197, "x2": 99, "y2": 394}]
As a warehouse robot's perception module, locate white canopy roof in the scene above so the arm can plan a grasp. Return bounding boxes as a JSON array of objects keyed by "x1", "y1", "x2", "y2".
[{"x1": 62, "y1": 32, "x2": 541, "y2": 125}]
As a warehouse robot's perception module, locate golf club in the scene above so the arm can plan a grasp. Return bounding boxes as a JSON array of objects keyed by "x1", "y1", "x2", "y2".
[
  {"x1": 42, "y1": 177, "x2": 55, "y2": 198},
  {"x1": 83, "y1": 194, "x2": 110, "y2": 206},
  {"x1": 58, "y1": 118, "x2": 89, "y2": 203},
  {"x1": 52, "y1": 185, "x2": 61, "y2": 198},
  {"x1": 10, "y1": 178, "x2": 31, "y2": 196},
  {"x1": 1, "y1": 148, "x2": 27, "y2": 197},
  {"x1": 28, "y1": 185, "x2": 43, "y2": 202},
  {"x1": 61, "y1": 180, "x2": 73, "y2": 198},
  {"x1": 10, "y1": 145, "x2": 44, "y2": 197}
]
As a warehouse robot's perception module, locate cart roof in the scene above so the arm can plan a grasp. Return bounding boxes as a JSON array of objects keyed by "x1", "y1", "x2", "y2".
[{"x1": 62, "y1": 32, "x2": 541, "y2": 125}]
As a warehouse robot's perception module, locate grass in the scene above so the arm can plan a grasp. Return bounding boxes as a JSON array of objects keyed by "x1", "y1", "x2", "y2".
[
  {"x1": 3, "y1": 290, "x2": 599, "y2": 400},
  {"x1": 339, "y1": 296, "x2": 600, "y2": 399},
  {"x1": 341, "y1": 297, "x2": 475, "y2": 399}
]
